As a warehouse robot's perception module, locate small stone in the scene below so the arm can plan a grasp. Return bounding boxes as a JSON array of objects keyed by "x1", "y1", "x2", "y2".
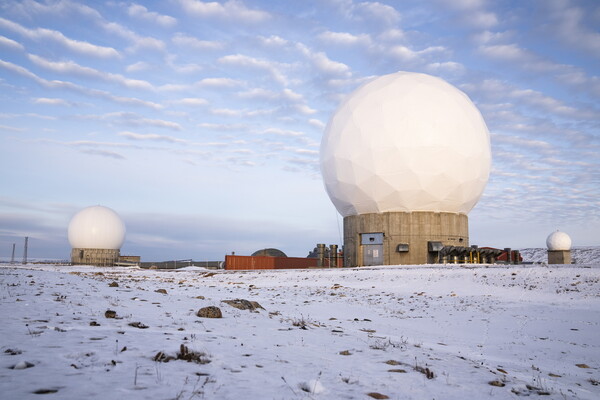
[
  {"x1": 128, "y1": 322, "x2": 149, "y2": 329},
  {"x1": 489, "y1": 380, "x2": 506, "y2": 387},
  {"x1": 339, "y1": 350, "x2": 352, "y2": 356},
  {"x1": 155, "y1": 289, "x2": 168, "y2": 294},
  {"x1": 108, "y1": 282, "x2": 119, "y2": 287},
  {"x1": 221, "y1": 299, "x2": 264, "y2": 311},
  {"x1": 367, "y1": 392, "x2": 389, "y2": 399},
  {"x1": 197, "y1": 306, "x2": 222, "y2": 318},
  {"x1": 105, "y1": 310, "x2": 117, "y2": 318},
  {"x1": 13, "y1": 361, "x2": 34, "y2": 370},
  {"x1": 32, "y1": 389, "x2": 59, "y2": 395}
]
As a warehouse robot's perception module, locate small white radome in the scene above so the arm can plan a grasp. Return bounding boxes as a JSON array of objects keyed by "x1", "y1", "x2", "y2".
[
  {"x1": 68, "y1": 205, "x2": 126, "y2": 250},
  {"x1": 546, "y1": 230, "x2": 572, "y2": 251}
]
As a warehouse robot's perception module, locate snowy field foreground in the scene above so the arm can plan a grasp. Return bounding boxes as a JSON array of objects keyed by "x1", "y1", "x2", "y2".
[{"x1": 1, "y1": 264, "x2": 599, "y2": 400}]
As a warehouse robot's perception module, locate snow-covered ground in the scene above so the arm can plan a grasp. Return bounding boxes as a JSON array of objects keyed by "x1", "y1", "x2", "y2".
[{"x1": 1, "y1": 262, "x2": 599, "y2": 399}]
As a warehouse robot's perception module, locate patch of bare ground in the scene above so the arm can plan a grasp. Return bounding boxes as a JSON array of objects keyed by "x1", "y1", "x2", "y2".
[{"x1": 154, "y1": 344, "x2": 211, "y2": 365}]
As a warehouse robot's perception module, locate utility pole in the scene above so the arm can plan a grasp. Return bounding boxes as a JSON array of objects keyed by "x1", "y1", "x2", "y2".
[
  {"x1": 22, "y1": 237, "x2": 28, "y2": 265},
  {"x1": 10, "y1": 243, "x2": 15, "y2": 264}
]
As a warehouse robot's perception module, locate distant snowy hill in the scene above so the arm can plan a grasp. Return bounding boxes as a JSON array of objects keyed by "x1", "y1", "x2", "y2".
[{"x1": 519, "y1": 246, "x2": 600, "y2": 264}]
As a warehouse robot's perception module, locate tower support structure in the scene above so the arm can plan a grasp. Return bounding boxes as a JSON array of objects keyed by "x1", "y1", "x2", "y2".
[
  {"x1": 548, "y1": 250, "x2": 571, "y2": 264},
  {"x1": 344, "y1": 211, "x2": 468, "y2": 266},
  {"x1": 71, "y1": 248, "x2": 120, "y2": 266}
]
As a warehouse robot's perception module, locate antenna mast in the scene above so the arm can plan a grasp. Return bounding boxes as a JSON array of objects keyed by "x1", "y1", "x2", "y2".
[{"x1": 22, "y1": 237, "x2": 28, "y2": 265}]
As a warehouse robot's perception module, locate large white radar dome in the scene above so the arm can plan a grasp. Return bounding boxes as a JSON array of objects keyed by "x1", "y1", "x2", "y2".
[
  {"x1": 321, "y1": 71, "x2": 491, "y2": 217},
  {"x1": 546, "y1": 230, "x2": 571, "y2": 251},
  {"x1": 68, "y1": 206, "x2": 126, "y2": 250}
]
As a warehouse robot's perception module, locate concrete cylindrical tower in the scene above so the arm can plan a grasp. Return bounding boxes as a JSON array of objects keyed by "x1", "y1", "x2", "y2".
[
  {"x1": 68, "y1": 205, "x2": 126, "y2": 266},
  {"x1": 321, "y1": 72, "x2": 491, "y2": 266},
  {"x1": 546, "y1": 230, "x2": 572, "y2": 264}
]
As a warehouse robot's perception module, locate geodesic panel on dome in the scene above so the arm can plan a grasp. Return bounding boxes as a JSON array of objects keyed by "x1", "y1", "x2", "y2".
[
  {"x1": 546, "y1": 231, "x2": 572, "y2": 251},
  {"x1": 68, "y1": 205, "x2": 126, "y2": 250},
  {"x1": 321, "y1": 71, "x2": 491, "y2": 217}
]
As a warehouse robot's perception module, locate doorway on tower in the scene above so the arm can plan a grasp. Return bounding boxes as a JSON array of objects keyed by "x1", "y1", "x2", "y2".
[{"x1": 361, "y1": 233, "x2": 384, "y2": 266}]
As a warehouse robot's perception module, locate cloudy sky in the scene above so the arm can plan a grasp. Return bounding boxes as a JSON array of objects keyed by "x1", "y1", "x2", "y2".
[{"x1": 0, "y1": 0, "x2": 599, "y2": 261}]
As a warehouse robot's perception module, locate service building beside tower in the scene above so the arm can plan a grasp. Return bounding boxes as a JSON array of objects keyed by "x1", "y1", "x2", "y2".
[{"x1": 321, "y1": 72, "x2": 491, "y2": 266}]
